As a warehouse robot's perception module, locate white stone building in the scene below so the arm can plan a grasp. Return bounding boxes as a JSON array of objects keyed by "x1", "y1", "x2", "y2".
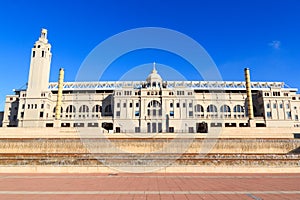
[{"x1": 2, "y1": 29, "x2": 300, "y2": 132}]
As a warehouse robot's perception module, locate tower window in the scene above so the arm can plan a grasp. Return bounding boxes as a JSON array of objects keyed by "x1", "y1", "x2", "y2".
[
  {"x1": 32, "y1": 51, "x2": 35, "y2": 57},
  {"x1": 41, "y1": 51, "x2": 44, "y2": 57}
]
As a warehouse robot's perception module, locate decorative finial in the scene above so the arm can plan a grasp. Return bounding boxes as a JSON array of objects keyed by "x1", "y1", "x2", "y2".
[{"x1": 152, "y1": 62, "x2": 157, "y2": 73}]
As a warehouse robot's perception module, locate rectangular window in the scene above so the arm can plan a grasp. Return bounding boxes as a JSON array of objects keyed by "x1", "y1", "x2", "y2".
[
  {"x1": 39, "y1": 112, "x2": 44, "y2": 118},
  {"x1": 117, "y1": 103, "x2": 120, "y2": 108},
  {"x1": 123, "y1": 103, "x2": 126, "y2": 108},
  {"x1": 135, "y1": 111, "x2": 139, "y2": 117},
  {"x1": 41, "y1": 51, "x2": 44, "y2": 57},
  {"x1": 189, "y1": 111, "x2": 193, "y2": 117},
  {"x1": 136, "y1": 103, "x2": 139, "y2": 107},
  {"x1": 183, "y1": 103, "x2": 186, "y2": 108},
  {"x1": 176, "y1": 103, "x2": 180, "y2": 108},
  {"x1": 153, "y1": 110, "x2": 156, "y2": 116},
  {"x1": 129, "y1": 103, "x2": 132, "y2": 108},
  {"x1": 32, "y1": 51, "x2": 35, "y2": 57},
  {"x1": 135, "y1": 127, "x2": 140, "y2": 133},
  {"x1": 20, "y1": 112, "x2": 24, "y2": 118},
  {"x1": 286, "y1": 104, "x2": 290, "y2": 109},
  {"x1": 170, "y1": 103, "x2": 173, "y2": 108},
  {"x1": 295, "y1": 115, "x2": 299, "y2": 121},
  {"x1": 279, "y1": 104, "x2": 283, "y2": 109},
  {"x1": 41, "y1": 104, "x2": 44, "y2": 109},
  {"x1": 287, "y1": 112, "x2": 291, "y2": 119},
  {"x1": 22, "y1": 104, "x2": 25, "y2": 109},
  {"x1": 189, "y1": 103, "x2": 193, "y2": 108},
  {"x1": 267, "y1": 112, "x2": 272, "y2": 118},
  {"x1": 266, "y1": 103, "x2": 270, "y2": 109},
  {"x1": 116, "y1": 111, "x2": 120, "y2": 117},
  {"x1": 273, "y1": 103, "x2": 276, "y2": 109}
]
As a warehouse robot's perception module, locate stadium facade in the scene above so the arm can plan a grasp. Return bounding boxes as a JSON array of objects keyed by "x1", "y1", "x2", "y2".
[{"x1": 2, "y1": 29, "x2": 300, "y2": 133}]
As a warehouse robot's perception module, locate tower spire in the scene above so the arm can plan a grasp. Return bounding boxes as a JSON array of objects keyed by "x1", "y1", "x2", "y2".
[{"x1": 152, "y1": 62, "x2": 157, "y2": 73}]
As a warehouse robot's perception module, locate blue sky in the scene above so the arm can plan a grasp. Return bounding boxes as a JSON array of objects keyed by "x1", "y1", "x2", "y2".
[{"x1": 0, "y1": 0, "x2": 300, "y2": 110}]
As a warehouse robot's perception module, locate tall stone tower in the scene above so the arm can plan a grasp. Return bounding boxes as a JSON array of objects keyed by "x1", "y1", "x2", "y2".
[
  {"x1": 27, "y1": 28, "x2": 52, "y2": 97},
  {"x1": 20, "y1": 29, "x2": 52, "y2": 127}
]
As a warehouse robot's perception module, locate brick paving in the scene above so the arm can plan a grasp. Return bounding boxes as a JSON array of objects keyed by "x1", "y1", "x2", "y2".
[{"x1": 0, "y1": 173, "x2": 299, "y2": 199}]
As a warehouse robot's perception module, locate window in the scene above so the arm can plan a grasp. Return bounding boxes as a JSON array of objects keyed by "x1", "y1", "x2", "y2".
[
  {"x1": 79, "y1": 105, "x2": 89, "y2": 113},
  {"x1": 273, "y1": 91, "x2": 280, "y2": 96},
  {"x1": 21, "y1": 112, "x2": 24, "y2": 118},
  {"x1": 92, "y1": 105, "x2": 101, "y2": 113},
  {"x1": 135, "y1": 127, "x2": 140, "y2": 133},
  {"x1": 267, "y1": 112, "x2": 272, "y2": 118},
  {"x1": 183, "y1": 103, "x2": 186, "y2": 108},
  {"x1": 266, "y1": 103, "x2": 270, "y2": 109},
  {"x1": 286, "y1": 104, "x2": 290, "y2": 109},
  {"x1": 129, "y1": 103, "x2": 132, "y2": 108},
  {"x1": 189, "y1": 103, "x2": 193, "y2": 108},
  {"x1": 123, "y1": 103, "x2": 126, "y2": 108},
  {"x1": 189, "y1": 111, "x2": 193, "y2": 117},
  {"x1": 35, "y1": 104, "x2": 37, "y2": 109},
  {"x1": 66, "y1": 105, "x2": 76, "y2": 113},
  {"x1": 32, "y1": 51, "x2": 35, "y2": 57},
  {"x1": 279, "y1": 104, "x2": 283, "y2": 109},
  {"x1": 176, "y1": 103, "x2": 180, "y2": 108},
  {"x1": 117, "y1": 103, "x2": 120, "y2": 108},
  {"x1": 136, "y1": 103, "x2": 139, "y2": 107},
  {"x1": 116, "y1": 111, "x2": 120, "y2": 117},
  {"x1": 287, "y1": 112, "x2": 291, "y2": 119},
  {"x1": 135, "y1": 111, "x2": 139, "y2": 117},
  {"x1": 273, "y1": 103, "x2": 276, "y2": 109},
  {"x1": 177, "y1": 91, "x2": 184, "y2": 95},
  {"x1": 41, "y1": 104, "x2": 44, "y2": 109},
  {"x1": 41, "y1": 51, "x2": 44, "y2": 57},
  {"x1": 22, "y1": 104, "x2": 25, "y2": 109},
  {"x1": 39, "y1": 112, "x2": 44, "y2": 118},
  {"x1": 170, "y1": 103, "x2": 173, "y2": 108},
  {"x1": 295, "y1": 115, "x2": 299, "y2": 121},
  {"x1": 170, "y1": 111, "x2": 174, "y2": 117}
]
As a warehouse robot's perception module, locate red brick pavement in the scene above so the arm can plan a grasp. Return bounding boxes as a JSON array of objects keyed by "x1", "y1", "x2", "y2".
[{"x1": 0, "y1": 173, "x2": 299, "y2": 199}]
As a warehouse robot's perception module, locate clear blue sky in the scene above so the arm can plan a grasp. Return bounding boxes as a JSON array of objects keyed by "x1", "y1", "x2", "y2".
[{"x1": 0, "y1": 0, "x2": 300, "y2": 110}]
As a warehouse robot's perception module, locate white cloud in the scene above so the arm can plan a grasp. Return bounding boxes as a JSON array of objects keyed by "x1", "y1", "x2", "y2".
[{"x1": 269, "y1": 40, "x2": 281, "y2": 49}]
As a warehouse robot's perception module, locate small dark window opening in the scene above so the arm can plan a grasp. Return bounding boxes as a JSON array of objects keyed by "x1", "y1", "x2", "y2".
[{"x1": 32, "y1": 51, "x2": 35, "y2": 57}]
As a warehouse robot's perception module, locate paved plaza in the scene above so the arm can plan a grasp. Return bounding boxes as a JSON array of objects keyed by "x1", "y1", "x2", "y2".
[{"x1": 0, "y1": 173, "x2": 299, "y2": 199}]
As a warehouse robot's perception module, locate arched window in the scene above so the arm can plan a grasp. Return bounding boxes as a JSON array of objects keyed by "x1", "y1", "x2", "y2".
[
  {"x1": 233, "y1": 105, "x2": 245, "y2": 118},
  {"x1": 92, "y1": 105, "x2": 102, "y2": 113},
  {"x1": 233, "y1": 105, "x2": 244, "y2": 113},
  {"x1": 207, "y1": 104, "x2": 217, "y2": 118},
  {"x1": 79, "y1": 105, "x2": 89, "y2": 113},
  {"x1": 66, "y1": 105, "x2": 76, "y2": 113},
  {"x1": 220, "y1": 105, "x2": 231, "y2": 118},
  {"x1": 207, "y1": 104, "x2": 217, "y2": 112},
  {"x1": 104, "y1": 105, "x2": 112, "y2": 113},
  {"x1": 220, "y1": 105, "x2": 231, "y2": 112},
  {"x1": 195, "y1": 104, "x2": 204, "y2": 112},
  {"x1": 53, "y1": 106, "x2": 63, "y2": 113},
  {"x1": 147, "y1": 100, "x2": 162, "y2": 117}
]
